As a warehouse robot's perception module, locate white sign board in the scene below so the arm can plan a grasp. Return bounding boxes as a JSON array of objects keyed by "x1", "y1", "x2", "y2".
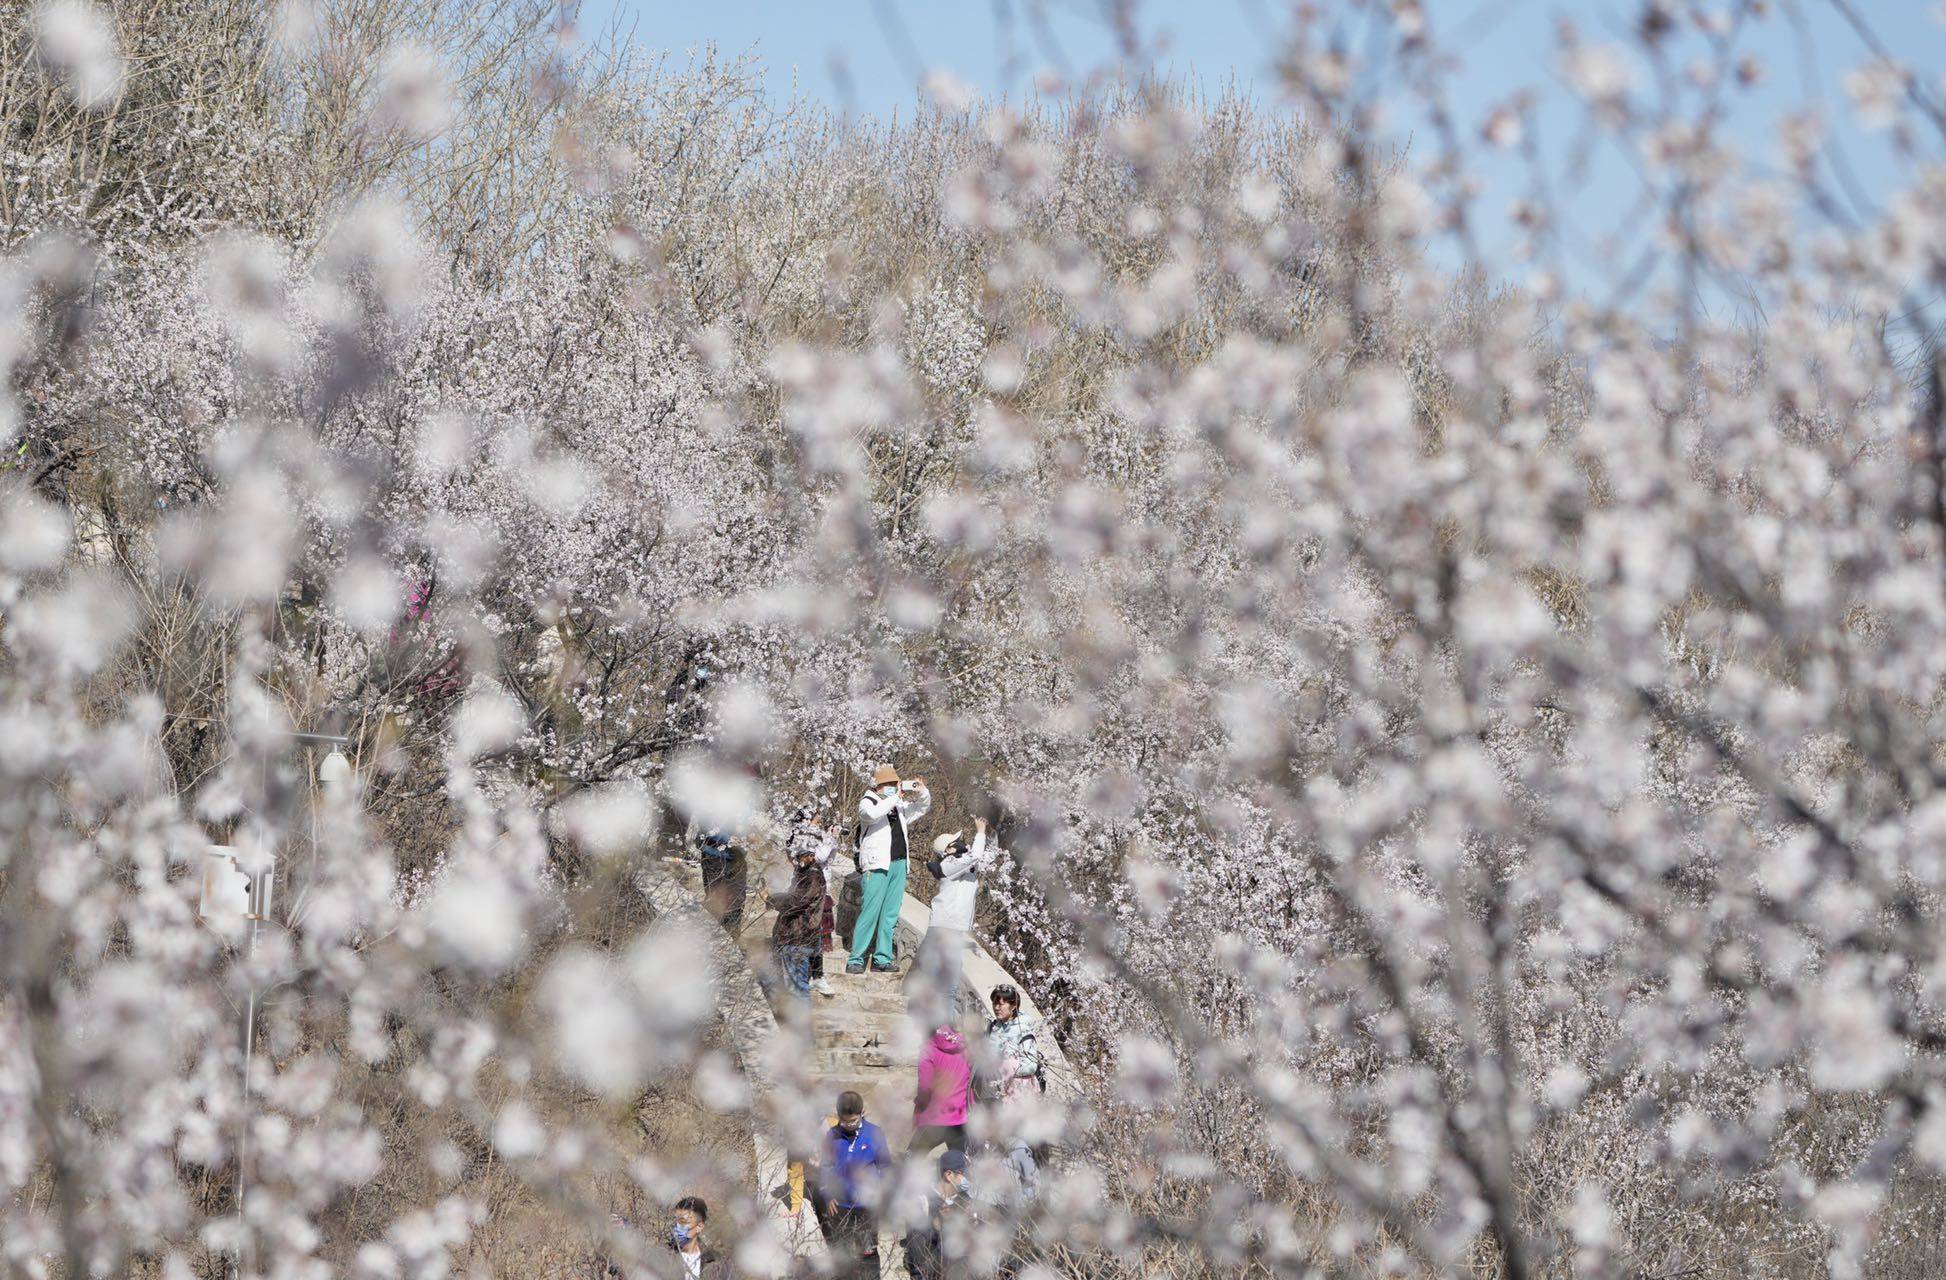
[{"x1": 200, "y1": 845, "x2": 272, "y2": 922}]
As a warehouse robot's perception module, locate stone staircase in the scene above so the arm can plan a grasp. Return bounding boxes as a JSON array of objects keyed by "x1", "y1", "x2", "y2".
[
  {"x1": 728, "y1": 860, "x2": 926, "y2": 1151},
  {"x1": 662, "y1": 850, "x2": 927, "y2": 1271},
  {"x1": 659, "y1": 844, "x2": 1084, "y2": 1276}
]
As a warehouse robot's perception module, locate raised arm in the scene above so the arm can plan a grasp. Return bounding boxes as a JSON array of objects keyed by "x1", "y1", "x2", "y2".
[
  {"x1": 902, "y1": 783, "x2": 932, "y2": 823},
  {"x1": 938, "y1": 830, "x2": 987, "y2": 880},
  {"x1": 860, "y1": 789, "x2": 898, "y2": 821}
]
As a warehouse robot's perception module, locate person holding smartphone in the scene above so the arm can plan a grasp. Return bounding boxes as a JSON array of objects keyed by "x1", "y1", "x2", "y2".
[
  {"x1": 846, "y1": 764, "x2": 930, "y2": 975},
  {"x1": 909, "y1": 817, "x2": 994, "y2": 1030}
]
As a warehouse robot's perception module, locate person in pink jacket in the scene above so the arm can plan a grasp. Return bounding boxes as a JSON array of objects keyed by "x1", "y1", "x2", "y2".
[{"x1": 909, "y1": 1024, "x2": 972, "y2": 1156}]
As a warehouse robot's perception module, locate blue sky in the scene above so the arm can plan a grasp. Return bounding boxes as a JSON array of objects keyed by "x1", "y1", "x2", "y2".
[{"x1": 574, "y1": 0, "x2": 1943, "y2": 308}]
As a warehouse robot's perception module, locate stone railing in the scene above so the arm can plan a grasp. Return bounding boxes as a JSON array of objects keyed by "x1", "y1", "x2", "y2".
[
  {"x1": 890, "y1": 893, "x2": 1083, "y2": 1100},
  {"x1": 634, "y1": 859, "x2": 781, "y2": 1098}
]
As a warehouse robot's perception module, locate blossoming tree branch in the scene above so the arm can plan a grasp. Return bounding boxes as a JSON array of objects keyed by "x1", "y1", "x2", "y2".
[{"x1": 1, "y1": 0, "x2": 1943, "y2": 1277}]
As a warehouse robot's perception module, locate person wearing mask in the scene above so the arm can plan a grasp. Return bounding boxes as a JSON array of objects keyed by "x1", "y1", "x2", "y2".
[
  {"x1": 846, "y1": 765, "x2": 930, "y2": 975},
  {"x1": 819, "y1": 1091, "x2": 891, "y2": 1278},
  {"x1": 769, "y1": 835, "x2": 825, "y2": 1002},
  {"x1": 902, "y1": 1149, "x2": 973, "y2": 1280},
  {"x1": 982, "y1": 985, "x2": 1043, "y2": 1197},
  {"x1": 667, "y1": 1196, "x2": 734, "y2": 1280},
  {"x1": 909, "y1": 1023, "x2": 973, "y2": 1155},
  {"x1": 911, "y1": 817, "x2": 993, "y2": 1027}
]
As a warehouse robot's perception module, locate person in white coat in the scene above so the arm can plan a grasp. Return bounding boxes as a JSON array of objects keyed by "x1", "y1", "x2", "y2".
[
  {"x1": 909, "y1": 818, "x2": 993, "y2": 1029},
  {"x1": 846, "y1": 764, "x2": 931, "y2": 975}
]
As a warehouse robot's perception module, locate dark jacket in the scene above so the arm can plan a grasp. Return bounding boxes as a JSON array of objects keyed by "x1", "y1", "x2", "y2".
[
  {"x1": 903, "y1": 1190, "x2": 962, "y2": 1280},
  {"x1": 771, "y1": 861, "x2": 825, "y2": 947}
]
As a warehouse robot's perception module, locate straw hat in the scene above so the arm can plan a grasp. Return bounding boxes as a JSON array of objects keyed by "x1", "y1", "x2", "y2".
[{"x1": 871, "y1": 764, "x2": 900, "y2": 787}]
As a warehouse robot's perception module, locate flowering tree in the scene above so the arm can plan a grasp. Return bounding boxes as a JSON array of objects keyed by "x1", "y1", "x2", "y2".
[{"x1": 3, "y1": 0, "x2": 1945, "y2": 1277}]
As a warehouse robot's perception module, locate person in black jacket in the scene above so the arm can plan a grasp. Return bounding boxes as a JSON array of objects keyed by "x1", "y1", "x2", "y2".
[
  {"x1": 770, "y1": 838, "x2": 825, "y2": 1001},
  {"x1": 698, "y1": 825, "x2": 749, "y2": 935},
  {"x1": 602, "y1": 1197, "x2": 736, "y2": 1279},
  {"x1": 902, "y1": 1149, "x2": 973, "y2": 1280}
]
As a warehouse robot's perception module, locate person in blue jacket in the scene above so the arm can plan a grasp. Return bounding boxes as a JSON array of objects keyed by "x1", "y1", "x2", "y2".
[{"x1": 817, "y1": 1090, "x2": 891, "y2": 1277}]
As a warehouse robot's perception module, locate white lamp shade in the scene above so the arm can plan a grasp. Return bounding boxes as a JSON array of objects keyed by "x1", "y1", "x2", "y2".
[{"x1": 319, "y1": 749, "x2": 352, "y2": 788}]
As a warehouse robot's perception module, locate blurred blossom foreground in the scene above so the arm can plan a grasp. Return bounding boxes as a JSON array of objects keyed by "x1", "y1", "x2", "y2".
[{"x1": 3, "y1": 1, "x2": 1946, "y2": 1278}]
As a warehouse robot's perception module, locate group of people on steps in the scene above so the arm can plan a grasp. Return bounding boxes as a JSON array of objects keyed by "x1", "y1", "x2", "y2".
[
  {"x1": 810, "y1": 979, "x2": 1043, "y2": 1279},
  {"x1": 760, "y1": 763, "x2": 943, "y2": 1005},
  {"x1": 686, "y1": 759, "x2": 1045, "y2": 1278},
  {"x1": 718, "y1": 762, "x2": 997, "y2": 1011}
]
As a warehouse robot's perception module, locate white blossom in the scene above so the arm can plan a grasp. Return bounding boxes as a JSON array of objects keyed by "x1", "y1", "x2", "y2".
[
  {"x1": 371, "y1": 42, "x2": 453, "y2": 141},
  {"x1": 33, "y1": 0, "x2": 122, "y2": 108}
]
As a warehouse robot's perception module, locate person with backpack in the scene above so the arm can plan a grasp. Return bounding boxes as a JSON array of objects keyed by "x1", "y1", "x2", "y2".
[
  {"x1": 910, "y1": 817, "x2": 993, "y2": 1028},
  {"x1": 982, "y1": 984, "x2": 1043, "y2": 1197},
  {"x1": 690, "y1": 770, "x2": 756, "y2": 937},
  {"x1": 691, "y1": 821, "x2": 749, "y2": 934},
  {"x1": 846, "y1": 765, "x2": 930, "y2": 975},
  {"x1": 910, "y1": 1023, "x2": 973, "y2": 1155},
  {"x1": 902, "y1": 1149, "x2": 973, "y2": 1280},
  {"x1": 818, "y1": 1091, "x2": 892, "y2": 1278}
]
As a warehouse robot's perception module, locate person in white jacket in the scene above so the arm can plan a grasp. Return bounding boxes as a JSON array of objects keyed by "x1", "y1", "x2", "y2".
[
  {"x1": 846, "y1": 764, "x2": 931, "y2": 974},
  {"x1": 909, "y1": 817, "x2": 993, "y2": 1028}
]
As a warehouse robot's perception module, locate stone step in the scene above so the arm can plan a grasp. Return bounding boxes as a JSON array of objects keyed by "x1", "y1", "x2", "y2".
[
  {"x1": 814, "y1": 1020, "x2": 924, "y2": 1056},
  {"x1": 817, "y1": 1046, "x2": 898, "y2": 1074},
  {"x1": 812, "y1": 1077, "x2": 888, "y2": 1105},
  {"x1": 813, "y1": 1023, "x2": 888, "y2": 1050},
  {"x1": 805, "y1": 1009, "x2": 902, "y2": 1033},
  {"x1": 824, "y1": 987, "x2": 912, "y2": 1015},
  {"x1": 810, "y1": 1015, "x2": 894, "y2": 1041}
]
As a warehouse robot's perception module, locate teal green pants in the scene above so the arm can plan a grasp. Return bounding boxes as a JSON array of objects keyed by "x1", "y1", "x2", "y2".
[{"x1": 848, "y1": 860, "x2": 908, "y2": 968}]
